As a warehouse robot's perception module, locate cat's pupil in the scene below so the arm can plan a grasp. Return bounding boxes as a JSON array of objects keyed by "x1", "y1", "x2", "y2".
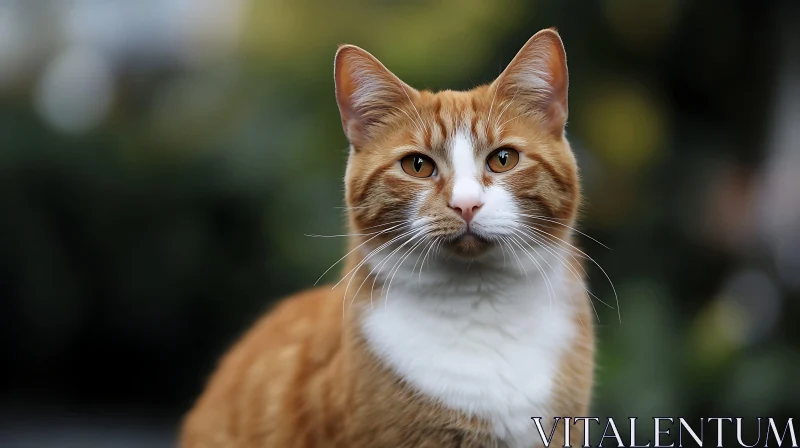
[
  {"x1": 413, "y1": 157, "x2": 423, "y2": 172},
  {"x1": 498, "y1": 150, "x2": 508, "y2": 166}
]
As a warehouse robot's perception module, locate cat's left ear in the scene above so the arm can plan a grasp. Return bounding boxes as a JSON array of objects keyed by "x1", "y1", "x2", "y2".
[{"x1": 492, "y1": 28, "x2": 568, "y2": 136}]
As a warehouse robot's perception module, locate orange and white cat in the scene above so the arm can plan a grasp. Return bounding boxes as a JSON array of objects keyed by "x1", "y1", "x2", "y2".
[{"x1": 181, "y1": 28, "x2": 594, "y2": 448}]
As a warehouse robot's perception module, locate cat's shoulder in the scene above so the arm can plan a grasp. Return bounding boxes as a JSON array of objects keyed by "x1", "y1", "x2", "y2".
[
  {"x1": 233, "y1": 285, "x2": 343, "y2": 360},
  {"x1": 180, "y1": 285, "x2": 342, "y2": 446}
]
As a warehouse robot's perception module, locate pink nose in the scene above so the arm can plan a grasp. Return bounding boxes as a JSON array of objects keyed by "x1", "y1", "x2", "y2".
[{"x1": 450, "y1": 198, "x2": 482, "y2": 224}]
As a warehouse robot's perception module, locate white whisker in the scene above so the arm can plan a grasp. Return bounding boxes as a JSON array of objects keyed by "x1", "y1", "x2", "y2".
[
  {"x1": 417, "y1": 236, "x2": 441, "y2": 282},
  {"x1": 518, "y1": 213, "x2": 610, "y2": 249},
  {"x1": 486, "y1": 84, "x2": 500, "y2": 133},
  {"x1": 510, "y1": 227, "x2": 603, "y2": 323},
  {"x1": 494, "y1": 85, "x2": 520, "y2": 129},
  {"x1": 410, "y1": 236, "x2": 435, "y2": 281},
  {"x1": 383, "y1": 232, "x2": 430, "y2": 307},
  {"x1": 516, "y1": 225, "x2": 614, "y2": 311},
  {"x1": 507, "y1": 234, "x2": 555, "y2": 309},
  {"x1": 390, "y1": 105, "x2": 424, "y2": 136},
  {"x1": 362, "y1": 229, "x2": 426, "y2": 309},
  {"x1": 337, "y1": 227, "x2": 419, "y2": 315},
  {"x1": 519, "y1": 221, "x2": 621, "y2": 323},
  {"x1": 498, "y1": 110, "x2": 536, "y2": 130},
  {"x1": 316, "y1": 222, "x2": 409, "y2": 286},
  {"x1": 398, "y1": 84, "x2": 427, "y2": 137},
  {"x1": 500, "y1": 235, "x2": 531, "y2": 285}
]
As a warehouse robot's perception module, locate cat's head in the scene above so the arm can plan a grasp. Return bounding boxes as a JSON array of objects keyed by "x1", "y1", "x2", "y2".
[{"x1": 334, "y1": 29, "x2": 579, "y2": 260}]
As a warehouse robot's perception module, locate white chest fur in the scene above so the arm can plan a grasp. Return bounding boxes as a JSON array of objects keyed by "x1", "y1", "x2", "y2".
[{"x1": 360, "y1": 256, "x2": 577, "y2": 448}]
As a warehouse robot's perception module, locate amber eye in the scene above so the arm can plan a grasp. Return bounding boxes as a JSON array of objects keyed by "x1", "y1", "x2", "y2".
[
  {"x1": 486, "y1": 148, "x2": 520, "y2": 173},
  {"x1": 400, "y1": 154, "x2": 436, "y2": 178}
]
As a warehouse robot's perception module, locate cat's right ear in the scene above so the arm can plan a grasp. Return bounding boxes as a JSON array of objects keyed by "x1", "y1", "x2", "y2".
[{"x1": 334, "y1": 45, "x2": 418, "y2": 148}]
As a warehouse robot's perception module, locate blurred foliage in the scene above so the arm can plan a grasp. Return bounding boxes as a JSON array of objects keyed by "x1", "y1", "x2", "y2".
[{"x1": 0, "y1": 0, "x2": 799, "y2": 444}]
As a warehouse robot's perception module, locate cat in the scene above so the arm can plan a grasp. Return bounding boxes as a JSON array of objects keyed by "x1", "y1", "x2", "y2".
[{"x1": 180, "y1": 28, "x2": 595, "y2": 448}]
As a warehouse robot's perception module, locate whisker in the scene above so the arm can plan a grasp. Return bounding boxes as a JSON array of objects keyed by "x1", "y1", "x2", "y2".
[
  {"x1": 418, "y1": 236, "x2": 441, "y2": 282},
  {"x1": 343, "y1": 227, "x2": 423, "y2": 309},
  {"x1": 518, "y1": 229, "x2": 596, "y2": 290},
  {"x1": 348, "y1": 228, "x2": 421, "y2": 313},
  {"x1": 509, "y1": 227, "x2": 596, "y2": 326},
  {"x1": 500, "y1": 235, "x2": 531, "y2": 286},
  {"x1": 507, "y1": 234, "x2": 556, "y2": 309},
  {"x1": 425, "y1": 237, "x2": 444, "y2": 276},
  {"x1": 356, "y1": 219, "x2": 415, "y2": 232},
  {"x1": 520, "y1": 222, "x2": 621, "y2": 323},
  {"x1": 517, "y1": 225, "x2": 614, "y2": 311},
  {"x1": 510, "y1": 227, "x2": 603, "y2": 323},
  {"x1": 383, "y1": 232, "x2": 429, "y2": 294},
  {"x1": 390, "y1": 105, "x2": 424, "y2": 136},
  {"x1": 308, "y1": 219, "x2": 412, "y2": 238},
  {"x1": 486, "y1": 84, "x2": 500, "y2": 133},
  {"x1": 338, "y1": 228, "x2": 416, "y2": 317},
  {"x1": 316, "y1": 222, "x2": 409, "y2": 286},
  {"x1": 398, "y1": 83, "x2": 428, "y2": 136},
  {"x1": 383, "y1": 232, "x2": 430, "y2": 307},
  {"x1": 362, "y1": 229, "x2": 426, "y2": 309},
  {"x1": 305, "y1": 229, "x2": 399, "y2": 238},
  {"x1": 517, "y1": 213, "x2": 610, "y2": 249},
  {"x1": 336, "y1": 226, "x2": 418, "y2": 300},
  {"x1": 494, "y1": 85, "x2": 520, "y2": 129},
  {"x1": 410, "y1": 236, "x2": 435, "y2": 281},
  {"x1": 498, "y1": 110, "x2": 536, "y2": 130},
  {"x1": 497, "y1": 237, "x2": 508, "y2": 268}
]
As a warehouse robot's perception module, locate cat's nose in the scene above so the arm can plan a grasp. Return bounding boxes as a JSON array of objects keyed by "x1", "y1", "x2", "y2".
[{"x1": 449, "y1": 198, "x2": 483, "y2": 224}]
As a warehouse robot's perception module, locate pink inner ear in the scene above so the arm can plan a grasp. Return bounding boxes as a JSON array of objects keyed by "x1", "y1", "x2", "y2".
[
  {"x1": 334, "y1": 45, "x2": 419, "y2": 146},
  {"x1": 334, "y1": 47, "x2": 367, "y2": 133},
  {"x1": 493, "y1": 30, "x2": 569, "y2": 135},
  {"x1": 541, "y1": 34, "x2": 568, "y2": 114}
]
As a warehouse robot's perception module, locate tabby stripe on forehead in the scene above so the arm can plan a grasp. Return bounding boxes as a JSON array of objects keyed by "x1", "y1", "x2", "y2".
[
  {"x1": 434, "y1": 98, "x2": 447, "y2": 141},
  {"x1": 486, "y1": 115, "x2": 496, "y2": 143},
  {"x1": 423, "y1": 119, "x2": 433, "y2": 148},
  {"x1": 470, "y1": 97, "x2": 479, "y2": 137}
]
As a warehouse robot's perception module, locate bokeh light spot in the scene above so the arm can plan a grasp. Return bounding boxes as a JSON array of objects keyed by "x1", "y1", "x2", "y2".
[
  {"x1": 580, "y1": 81, "x2": 667, "y2": 173},
  {"x1": 34, "y1": 45, "x2": 114, "y2": 134}
]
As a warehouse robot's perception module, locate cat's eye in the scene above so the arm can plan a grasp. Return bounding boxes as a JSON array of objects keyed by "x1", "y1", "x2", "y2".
[
  {"x1": 400, "y1": 154, "x2": 436, "y2": 178},
  {"x1": 486, "y1": 148, "x2": 520, "y2": 173}
]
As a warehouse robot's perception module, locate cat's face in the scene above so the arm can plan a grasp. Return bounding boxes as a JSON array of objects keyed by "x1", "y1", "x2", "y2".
[{"x1": 335, "y1": 29, "x2": 579, "y2": 260}]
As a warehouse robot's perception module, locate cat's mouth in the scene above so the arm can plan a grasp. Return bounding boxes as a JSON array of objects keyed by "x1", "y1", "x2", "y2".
[{"x1": 447, "y1": 230, "x2": 493, "y2": 257}]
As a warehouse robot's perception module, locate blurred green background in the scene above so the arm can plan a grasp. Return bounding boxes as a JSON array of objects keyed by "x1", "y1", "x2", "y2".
[{"x1": 1, "y1": 0, "x2": 799, "y2": 446}]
